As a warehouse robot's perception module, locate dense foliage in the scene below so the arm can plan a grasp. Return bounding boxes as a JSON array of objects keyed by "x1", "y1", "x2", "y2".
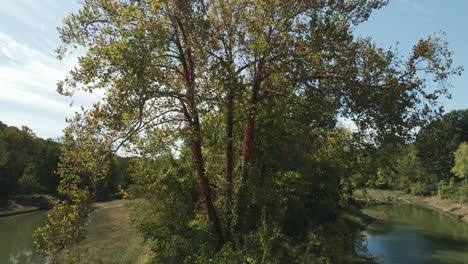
[
  {"x1": 0, "y1": 121, "x2": 61, "y2": 206},
  {"x1": 0, "y1": 121, "x2": 131, "y2": 207},
  {"x1": 33, "y1": 0, "x2": 463, "y2": 263},
  {"x1": 364, "y1": 109, "x2": 468, "y2": 201}
]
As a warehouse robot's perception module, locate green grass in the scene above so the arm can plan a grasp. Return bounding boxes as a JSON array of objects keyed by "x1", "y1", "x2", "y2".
[{"x1": 57, "y1": 200, "x2": 150, "y2": 264}]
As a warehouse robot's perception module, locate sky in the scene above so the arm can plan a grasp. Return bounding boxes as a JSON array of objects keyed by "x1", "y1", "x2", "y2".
[{"x1": 0, "y1": 0, "x2": 466, "y2": 139}]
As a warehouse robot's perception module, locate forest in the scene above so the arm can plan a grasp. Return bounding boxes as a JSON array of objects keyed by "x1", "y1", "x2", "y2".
[
  {"x1": 0, "y1": 0, "x2": 467, "y2": 264},
  {"x1": 0, "y1": 121, "x2": 131, "y2": 208}
]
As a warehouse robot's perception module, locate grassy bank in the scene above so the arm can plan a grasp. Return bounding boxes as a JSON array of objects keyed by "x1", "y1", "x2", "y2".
[
  {"x1": 354, "y1": 189, "x2": 468, "y2": 223},
  {"x1": 57, "y1": 200, "x2": 150, "y2": 264},
  {"x1": 0, "y1": 202, "x2": 40, "y2": 217},
  {"x1": 0, "y1": 194, "x2": 55, "y2": 217}
]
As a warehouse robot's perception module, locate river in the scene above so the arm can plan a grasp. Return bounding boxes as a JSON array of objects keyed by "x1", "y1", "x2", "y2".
[
  {"x1": 1, "y1": 204, "x2": 468, "y2": 264},
  {"x1": 362, "y1": 204, "x2": 468, "y2": 264},
  {"x1": 0, "y1": 211, "x2": 47, "y2": 264}
]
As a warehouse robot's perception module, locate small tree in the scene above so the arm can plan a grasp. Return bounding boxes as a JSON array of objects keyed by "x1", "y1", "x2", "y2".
[{"x1": 451, "y1": 142, "x2": 468, "y2": 182}]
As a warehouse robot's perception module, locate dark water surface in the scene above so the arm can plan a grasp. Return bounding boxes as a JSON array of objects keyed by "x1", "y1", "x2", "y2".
[
  {"x1": 0, "y1": 211, "x2": 47, "y2": 264},
  {"x1": 363, "y1": 204, "x2": 468, "y2": 264}
]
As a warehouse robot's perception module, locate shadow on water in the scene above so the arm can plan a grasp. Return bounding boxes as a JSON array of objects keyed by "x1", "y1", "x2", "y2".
[{"x1": 363, "y1": 204, "x2": 468, "y2": 264}]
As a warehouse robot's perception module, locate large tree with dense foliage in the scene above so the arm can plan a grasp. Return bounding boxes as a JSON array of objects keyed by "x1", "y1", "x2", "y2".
[{"x1": 35, "y1": 0, "x2": 461, "y2": 262}]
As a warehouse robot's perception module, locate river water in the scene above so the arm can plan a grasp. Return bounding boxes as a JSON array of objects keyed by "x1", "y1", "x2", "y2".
[
  {"x1": 0, "y1": 211, "x2": 47, "y2": 264},
  {"x1": 363, "y1": 204, "x2": 468, "y2": 264},
  {"x1": 1, "y1": 204, "x2": 467, "y2": 264}
]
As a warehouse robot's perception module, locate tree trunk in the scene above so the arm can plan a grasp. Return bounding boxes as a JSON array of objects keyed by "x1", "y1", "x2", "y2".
[
  {"x1": 225, "y1": 89, "x2": 234, "y2": 190},
  {"x1": 190, "y1": 123, "x2": 224, "y2": 246},
  {"x1": 182, "y1": 45, "x2": 224, "y2": 247},
  {"x1": 224, "y1": 83, "x2": 235, "y2": 232},
  {"x1": 234, "y1": 59, "x2": 265, "y2": 232},
  {"x1": 241, "y1": 59, "x2": 265, "y2": 182}
]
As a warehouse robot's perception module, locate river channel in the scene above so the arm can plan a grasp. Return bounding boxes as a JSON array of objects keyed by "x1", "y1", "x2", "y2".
[
  {"x1": 0, "y1": 210, "x2": 46, "y2": 264},
  {"x1": 363, "y1": 204, "x2": 468, "y2": 264},
  {"x1": 1, "y1": 204, "x2": 468, "y2": 263}
]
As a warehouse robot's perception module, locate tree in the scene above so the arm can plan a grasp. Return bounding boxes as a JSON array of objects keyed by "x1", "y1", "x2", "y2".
[
  {"x1": 0, "y1": 121, "x2": 6, "y2": 133},
  {"x1": 0, "y1": 125, "x2": 44, "y2": 200},
  {"x1": 18, "y1": 163, "x2": 41, "y2": 194},
  {"x1": 451, "y1": 142, "x2": 468, "y2": 181},
  {"x1": 36, "y1": 0, "x2": 461, "y2": 261},
  {"x1": 416, "y1": 109, "x2": 468, "y2": 179}
]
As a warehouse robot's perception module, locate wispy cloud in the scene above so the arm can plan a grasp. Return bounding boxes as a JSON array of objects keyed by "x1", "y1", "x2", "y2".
[
  {"x1": 0, "y1": 0, "x2": 69, "y2": 33},
  {"x1": 399, "y1": 0, "x2": 435, "y2": 16},
  {"x1": 0, "y1": 30, "x2": 97, "y2": 138}
]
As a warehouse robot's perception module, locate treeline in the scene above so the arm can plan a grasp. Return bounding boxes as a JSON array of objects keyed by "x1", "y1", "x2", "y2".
[
  {"x1": 363, "y1": 109, "x2": 468, "y2": 201},
  {"x1": 0, "y1": 121, "x2": 131, "y2": 206}
]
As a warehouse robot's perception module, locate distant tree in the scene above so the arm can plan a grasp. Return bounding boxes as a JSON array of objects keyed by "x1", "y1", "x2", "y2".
[
  {"x1": 416, "y1": 109, "x2": 468, "y2": 179},
  {"x1": 451, "y1": 142, "x2": 468, "y2": 181},
  {"x1": 0, "y1": 123, "x2": 63, "y2": 200},
  {"x1": 0, "y1": 125, "x2": 43, "y2": 200},
  {"x1": 18, "y1": 163, "x2": 41, "y2": 194},
  {"x1": 0, "y1": 139, "x2": 9, "y2": 203},
  {"x1": 0, "y1": 121, "x2": 6, "y2": 133}
]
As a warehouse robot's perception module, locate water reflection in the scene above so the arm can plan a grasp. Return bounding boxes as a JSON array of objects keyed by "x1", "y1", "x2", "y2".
[
  {"x1": 0, "y1": 211, "x2": 46, "y2": 264},
  {"x1": 363, "y1": 204, "x2": 468, "y2": 264}
]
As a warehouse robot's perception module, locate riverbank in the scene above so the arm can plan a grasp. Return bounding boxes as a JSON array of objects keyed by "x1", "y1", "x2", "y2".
[
  {"x1": 354, "y1": 189, "x2": 468, "y2": 223},
  {"x1": 0, "y1": 203, "x2": 42, "y2": 217},
  {"x1": 0, "y1": 194, "x2": 55, "y2": 217},
  {"x1": 56, "y1": 199, "x2": 150, "y2": 264}
]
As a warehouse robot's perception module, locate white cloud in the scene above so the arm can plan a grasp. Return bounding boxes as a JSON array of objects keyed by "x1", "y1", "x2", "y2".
[
  {"x1": 0, "y1": 0, "x2": 67, "y2": 32},
  {"x1": 0, "y1": 86, "x2": 70, "y2": 114},
  {"x1": 399, "y1": 0, "x2": 434, "y2": 16},
  {"x1": 0, "y1": 32, "x2": 54, "y2": 63},
  {"x1": 337, "y1": 117, "x2": 358, "y2": 132},
  {"x1": 0, "y1": 31, "x2": 98, "y2": 138},
  {"x1": 0, "y1": 110, "x2": 66, "y2": 139}
]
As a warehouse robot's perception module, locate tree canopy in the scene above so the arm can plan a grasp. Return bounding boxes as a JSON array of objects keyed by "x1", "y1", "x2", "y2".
[
  {"x1": 35, "y1": 0, "x2": 462, "y2": 262},
  {"x1": 452, "y1": 142, "x2": 468, "y2": 180}
]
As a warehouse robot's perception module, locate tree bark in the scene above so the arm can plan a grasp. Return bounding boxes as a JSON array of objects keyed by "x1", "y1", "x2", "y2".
[
  {"x1": 234, "y1": 59, "x2": 265, "y2": 232},
  {"x1": 224, "y1": 81, "x2": 235, "y2": 232},
  {"x1": 180, "y1": 43, "x2": 224, "y2": 247},
  {"x1": 241, "y1": 59, "x2": 265, "y2": 182}
]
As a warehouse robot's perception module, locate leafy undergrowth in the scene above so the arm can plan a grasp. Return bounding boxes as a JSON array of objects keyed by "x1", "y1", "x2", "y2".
[{"x1": 56, "y1": 200, "x2": 150, "y2": 264}]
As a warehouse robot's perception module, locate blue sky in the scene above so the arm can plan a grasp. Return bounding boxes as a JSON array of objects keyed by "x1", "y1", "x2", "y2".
[{"x1": 0, "y1": 0, "x2": 466, "y2": 138}]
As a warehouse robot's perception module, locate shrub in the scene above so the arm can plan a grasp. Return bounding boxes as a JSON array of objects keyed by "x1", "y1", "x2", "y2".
[
  {"x1": 438, "y1": 181, "x2": 468, "y2": 202},
  {"x1": 410, "y1": 182, "x2": 434, "y2": 196}
]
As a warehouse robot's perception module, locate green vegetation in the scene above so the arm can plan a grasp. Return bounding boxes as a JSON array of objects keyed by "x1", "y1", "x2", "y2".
[
  {"x1": 452, "y1": 142, "x2": 468, "y2": 181},
  {"x1": 0, "y1": 120, "x2": 133, "y2": 212},
  {"x1": 362, "y1": 109, "x2": 468, "y2": 202},
  {"x1": 18, "y1": 0, "x2": 465, "y2": 264},
  {"x1": 0, "y1": 121, "x2": 61, "y2": 207}
]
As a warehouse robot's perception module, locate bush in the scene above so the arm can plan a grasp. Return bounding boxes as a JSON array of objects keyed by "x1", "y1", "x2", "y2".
[
  {"x1": 410, "y1": 182, "x2": 434, "y2": 196},
  {"x1": 438, "y1": 181, "x2": 468, "y2": 202}
]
